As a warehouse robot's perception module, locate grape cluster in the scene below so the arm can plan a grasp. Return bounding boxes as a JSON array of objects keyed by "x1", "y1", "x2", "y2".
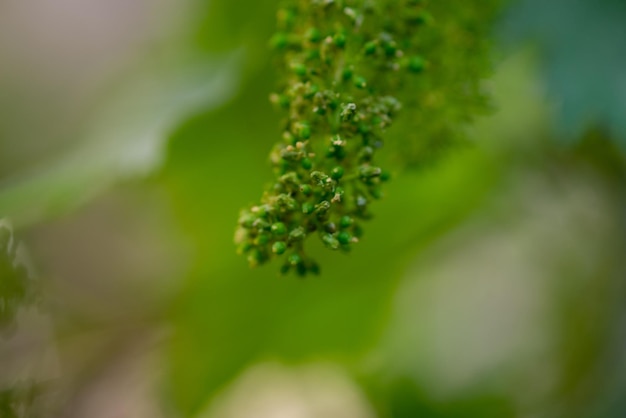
[{"x1": 235, "y1": 0, "x2": 497, "y2": 275}]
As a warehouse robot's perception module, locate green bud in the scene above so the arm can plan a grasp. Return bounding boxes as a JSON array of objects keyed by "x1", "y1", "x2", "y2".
[
  {"x1": 330, "y1": 166, "x2": 344, "y2": 180},
  {"x1": 248, "y1": 249, "x2": 265, "y2": 267},
  {"x1": 302, "y1": 202, "x2": 315, "y2": 214},
  {"x1": 237, "y1": 241, "x2": 252, "y2": 254},
  {"x1": 322, "y1": 234, "x2": 340, "y2": 250},
  {"x1": 239, "y1": 213, "x2": 256, "y2": 228},
  {"x1": 296, "y1": 122, "x2": 311, "y2": 139},
  {"x1": 272, "y1": 241, "x2": 287, "y2": 255},
  {"x1": 339, "y1": 216, "x2": 354, "y2": 228},
  {"x1": 358, "y1": 146, "x2": 374, "y2": 162},
  {"x1": 306, "y1": 27, "x2": 322, "y2": 43},
  {"x1": 337, "y1": 231, "x2": 352, "y2": 245},
  {"x1": 358, "y1": 123, "x2": 371, "y2": 134},
  {"x1": 288, "y1": 227, "x2": 306, "y2": 241},
  {"x1": 271, "y1": 222, "x2": 287, "y2": 236},
  {"x1": 253, "y1": 218, "x2": 270, "y2": 231},
  {"x1": 300, "y1": 184, "x2": 313, "y2": 195},
  {"x1": 340, "y1": 103, "x2": 357, "y2": 120},
  {"x1": 255, "y1": 233, "x2": 271, "y2": 245},
  {"x1": 333, "y1": 33, "x2": 346, "y2": 48},
  {"x1": 306, "y1": 49, "x2": 320, "y2": 60},
  {"x1": 354, "y1": 76, "x2": 367, "y2": 89},
  {"x1": 408, "y1": 56, "x2": 425, "y2": 73},
  {"x1": 364, "y1": 41, "x2": 377, "y2": 55},
  {"x1": 291, "y1": 62, "x2": 307, "y2": 77},
  {"x1": 288, "y1": 254, "x2": 303, "y2": 266},
  {"x1": 315, "y1": 200, "x2": 331, "y2": 214},
  {"x1": 359, "y1": 165, "x2": 382, "y2": 178},
  {"x1": 383, "y1": 41, "x2": 397, "y2": 57},
  {"x1": 254, "y1": 205, "x2": 271, "y2": 218},
  {"x1": 310, "y1": 170, "x2": 329, "y2": 186},
  {"x1": 304, "y1": 84, "x2": 320, "y2": 99}
]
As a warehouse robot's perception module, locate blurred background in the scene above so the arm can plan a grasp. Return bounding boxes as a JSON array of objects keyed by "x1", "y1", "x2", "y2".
[{"x1": 1, "y1": 0, "x2": 625, "y2": 417}]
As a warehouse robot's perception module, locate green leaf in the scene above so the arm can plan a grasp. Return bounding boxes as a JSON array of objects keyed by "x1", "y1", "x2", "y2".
[{"x1": 0, "y1": 55, "x2": 242, "y2": 227}]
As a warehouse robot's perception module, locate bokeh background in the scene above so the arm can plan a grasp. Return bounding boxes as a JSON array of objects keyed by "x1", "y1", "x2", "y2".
[{"x1": 1, "y1": 0, "x2": 625, "y2": 417}]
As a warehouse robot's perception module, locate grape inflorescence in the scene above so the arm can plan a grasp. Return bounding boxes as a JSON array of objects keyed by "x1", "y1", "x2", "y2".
[{"x1": 235, "y1": 0, "x2": 497, "y2": 275}]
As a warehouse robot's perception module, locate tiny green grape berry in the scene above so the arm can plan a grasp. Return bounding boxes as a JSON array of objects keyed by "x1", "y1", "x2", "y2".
[
  {"x1": 337, "y1": 231, "x2": 352, "y2": 245},
  {"x1": 239, "y1": 214, "x2": 255, "y2": 228},
  {"x1": 358, "y1": 123, "x2": 371, "y2": 135},
  {"x1": 354, "y1": 76, "x2": 367, "y2": 89},
  {"x1": 291, "y1": 62, "x2": 307, "y2": 77},
  {"x1": 248, "y1": 249, "x2": 265, "y2": 267},
  {"x1": 306, "y1": 49, "x2": 320, "y2": 60},
  {"x1": 271, "y1": 222, "x2": 287, "y2": 236},
  {"x1": 364, "y1": 41, "x2": 377, "y2": 55},
  {"x1": 333, "y1": 33, "x2": 346, "y2": 48},
  {"x1": 255, "y1": 233, "x2": 270, "y2": 245},
  {"x1": 272, "y1": 241, "x2": 287, "y2": 255},
  {"x1": 331, "y1": 166, "x2": 344, "y2": 180},
  {"x1": 301, "y1": 158, "x2": 313, "y2": 170},
  {"x1": 296, "y1": 122, "x2": 311, "y2": 139},
  {"x1": 299, "y1": 184, "x2": 313, "y2": 195},
  {"x1": 288, "y1": 254, "x2": 302, "y2": 266},
  {"x1": 255, "y1": 205, "x2": 270, "y2": 218},
  {"x1": 339, "y1": 216, "x2": 354, "y2": 228},
  {"x1": 384, "y1": 44, "x2": 397, "y2": 57},
  {"x1": 302, "y1": 202, "x2": 315, "y2": 215},
  {"x1": 277, "y1": 94, "x2": 290, "y2": 108},
  {"x1": 306, "y1": 27, "x2": 322, "y2": 43},
  {"x1": 408, "y1": 56, "x2": 425, "y2": 73}
]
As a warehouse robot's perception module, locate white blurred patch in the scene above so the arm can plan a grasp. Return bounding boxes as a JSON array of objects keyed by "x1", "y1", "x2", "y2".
[
  {"x1": 381, "y1": 169, "x2": 620, "y2": 407},
  {"x1": 199, "y1": 363, "x2": 376, "y2": 418}
]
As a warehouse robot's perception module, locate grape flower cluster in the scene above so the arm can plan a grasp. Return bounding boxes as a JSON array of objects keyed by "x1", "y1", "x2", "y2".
[{"x1": 235, "y1": 0, "x2": 496, "y2": 275}]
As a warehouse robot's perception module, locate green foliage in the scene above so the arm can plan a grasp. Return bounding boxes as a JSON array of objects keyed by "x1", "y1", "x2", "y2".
[{"x1": 235, "y1": 0, "x2": 499, "y2": 274}]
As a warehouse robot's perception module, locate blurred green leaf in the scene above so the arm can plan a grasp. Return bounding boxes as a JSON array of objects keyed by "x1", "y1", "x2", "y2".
[{"x1": 0, "y1": 55, "x2": 241, "y2": 227}]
